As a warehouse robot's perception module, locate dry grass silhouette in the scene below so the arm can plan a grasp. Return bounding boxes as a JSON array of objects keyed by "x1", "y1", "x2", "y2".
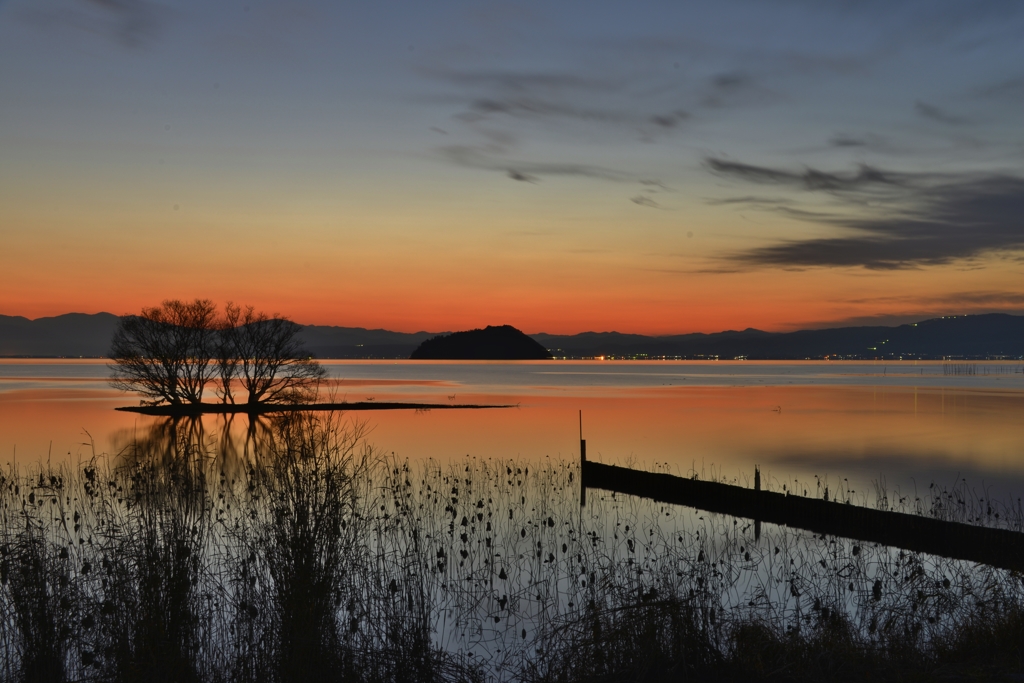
[{"x1": 0, "y1": 415, "x2": 1021, "y2": 682}]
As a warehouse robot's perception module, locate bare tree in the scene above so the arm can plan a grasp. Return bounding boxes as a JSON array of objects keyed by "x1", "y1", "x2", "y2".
[
  {"x1": 217, "y1": 303, "x2": 326, "y2": 406},
  {"x1": 109, "y1": 299, "x2": 218, "y2": 406}
]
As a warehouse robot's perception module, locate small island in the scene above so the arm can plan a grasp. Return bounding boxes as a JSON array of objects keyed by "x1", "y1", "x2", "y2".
[
  {"x1": 410, "y1": 325, "x2": 552, "y2": 360},
  {"x1": 107, "y1": 300, "x2": 515, "y2": 415}
]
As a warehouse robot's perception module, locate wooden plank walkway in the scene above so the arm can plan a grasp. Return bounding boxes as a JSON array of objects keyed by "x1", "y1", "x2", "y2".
[{"x1": 581, "y1": 458, "x2": 1024, "y2": 573}]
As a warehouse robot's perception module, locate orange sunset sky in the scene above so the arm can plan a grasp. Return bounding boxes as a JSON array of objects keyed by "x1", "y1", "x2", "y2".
[{"x1": 2, "y1": 1, "x2": 1024, "y2": 335}]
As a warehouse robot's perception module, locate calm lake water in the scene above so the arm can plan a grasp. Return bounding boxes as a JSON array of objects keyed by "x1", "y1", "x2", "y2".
[
  {"x1": 2, "y1": 359, "x2": 1023, "y2": 680},
  {"x1": 2, "y1": 359, "x2": 1023, "y2": 500}
]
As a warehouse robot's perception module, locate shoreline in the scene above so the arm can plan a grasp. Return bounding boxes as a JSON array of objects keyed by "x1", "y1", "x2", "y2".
[{"x1": 115, "y1": 401, "x2": 516, "y2": 416}]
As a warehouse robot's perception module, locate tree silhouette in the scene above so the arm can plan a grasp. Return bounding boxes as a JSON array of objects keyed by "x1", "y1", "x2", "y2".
[
  {"x1": 110, "y1": 300, "x2": 324, "y2": 407},
  {"x1": 217, "y1": 303, "x2": 326, "y2": 405},
  {"x1": 109, "y1": 299, "x2": 218, "y2": 406}
]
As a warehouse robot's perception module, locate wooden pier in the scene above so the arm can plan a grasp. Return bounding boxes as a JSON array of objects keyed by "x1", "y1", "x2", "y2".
[{"x1": 581, "y1": 458, "x2": 1024, "y2": 573}]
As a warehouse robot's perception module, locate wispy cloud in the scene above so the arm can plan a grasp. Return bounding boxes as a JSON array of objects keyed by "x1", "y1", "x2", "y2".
[
  {"x1": 706, "y1": 158, "x2": 911, "y2": 194},
  {"x1": 648, "y1": 110, "x2": 690, "y2": 128},
  {"x1": 707, "y1": 157, "x2": 1024, "y2": 269},
  {"x1": 630, "y1": 195, "x2": 661, "y2": 208},
  {"x1": 977, "y1": 75, "x2": 1024, "y2": 101},
  {"x1": 18, "y1": 0, "x2": 164, "y2": 48},
  {"x1": 701, "y1": 70, "x2": 779, "y2": 108},
  {"x1": 507, "y1": 170, "x2": 537, "y2": 183},
  {"x1": 424, "y1": 66, "x2": 688, "y2": 197},
  {"x1": 456, "y1": 97, "x2": 629, "y2": 125},
  {"x1": 438, "y1": 144, "x2": 633, "y2": 182},
  {"x1": 914, "y1": 100, "x2": 969, "y2": 125},
  {"x1": 437, "y1": 70, "x2": 611, "y2": 93},
  {"x1": 705, "y1": 195, "x2": 794, "y2": 206},
  {"x1": 829, "y1": 134, "x2": 867, "y2": 148},
  {"x1": 841, "y1": 290, "x2": 1024, "y2": 308},
  {"x1": 430, "y1": 67, "x2": 694, "y2": 140},
  {"x1": 825, "y1": 133, "x2": 909, "y2": 155},
  {"x1": 788, "y1": 297, "x2": 1024, "y2": 330}
]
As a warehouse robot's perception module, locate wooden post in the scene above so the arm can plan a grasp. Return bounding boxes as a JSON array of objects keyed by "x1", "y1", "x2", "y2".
[
  {"x1": 580, "y1": 460, "x2": 1024, "y2": 573},
  {"x1": 579, "y1": 410, "x2": 587, "y2": 507},
  {"x1": 754, "y1": 465, "x2": 761, "y2": 541}
]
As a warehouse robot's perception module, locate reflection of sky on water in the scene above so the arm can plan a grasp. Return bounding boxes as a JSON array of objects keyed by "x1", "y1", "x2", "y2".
[
  {"x1": 322, "y1": 360, "x2": 1024, "y2": 392},
  {"x1": 1, "y1": 360, "x2": 1023, "y2": 498}
]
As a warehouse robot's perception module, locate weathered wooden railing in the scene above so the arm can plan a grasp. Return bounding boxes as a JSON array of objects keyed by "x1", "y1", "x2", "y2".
[{"x1": 581, "y1": 456, "x2": 1024, "y2": 573}]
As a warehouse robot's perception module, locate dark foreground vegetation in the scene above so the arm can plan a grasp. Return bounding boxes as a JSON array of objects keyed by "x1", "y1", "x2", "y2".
[{"x1": 1, "y1": 414, "x2": 1022, "y2": 682}]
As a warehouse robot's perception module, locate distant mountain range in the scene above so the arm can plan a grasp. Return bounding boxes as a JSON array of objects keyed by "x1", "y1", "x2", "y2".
[
  {"x1": 2, "y1": 312, "x2": 1023, "y2": 360},
  {"x1": 535, "y1": 314, "x2": 1024, "y2": 359},
  {"x1": 0, "y1": 313, "x2": 440, "y2": 359},
  {"x1": 0, "y1": 313, "x2": 121, "y2": 358}
]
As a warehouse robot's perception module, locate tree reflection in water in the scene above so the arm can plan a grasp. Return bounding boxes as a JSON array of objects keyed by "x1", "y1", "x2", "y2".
[{"x1": 1, "y1": 412, "x2": 1022, "y2": 682}]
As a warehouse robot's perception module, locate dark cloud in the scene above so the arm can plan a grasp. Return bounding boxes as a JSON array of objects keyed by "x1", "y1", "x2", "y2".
[
  {"x1": 451, "y1": 94, "x2": 691, "y2": 134},
  {"x1": 977, "y1": 75, "x2": 1024, "y2": 101},
  {"x1": 705, "y1": 195, "x2": 794, "y2": 206},
  {"x1": 914, "y1": 101, "x2": 969, "y2": 125},
  {"x1": 429, "y1": 67, "x2": 695, "y2": 142},
  {"x1": 507, "y1": 170, "x2": 537, "y2": 183},
  {"x1": 829, "y1": 134, "x2": 867, "y2": 147},
  {"x1": 702, "y1": 70, "x2": 777, "y2": 108},
  {"x1": 437, "y1": 70, "x2": 612, "y2": 93},
  {"x1": 711, "y1": 159, "x2": 1024, "y2": 269},
  {"x1": 706, "y1": 158, "x2": 910, "y2": 194},
  {"x1": 649, "y1": 110, "x2": 690, "y2": 128},
  {"x1": 422, "y1": 60, "x2": 780, "y2": 192},
  {"x1": 840, "y1": 290, "x2": 1024, "y2": 308},
  {"x1": 472, "y1": 127, "x2": 518, "y2": 147},
  {"x1": 630, "y1": 195, "x2": 661, "y2": 208},
  {"x1": 19, "y1": 0, "x2": 163, "y2": 48},
  {"x1": 796, "y1": 304, "x2": 1024, "y2": 330},
  {"x1": 438, "y1": 144, "x2": 632, "y2": 182},
  {"x1": 459, "y1": 97, "x2": 627, "y2": 124},
  {"x1": 825, "y1": 133, "x2": 907, "y2": 155},
  {"x1": 431, "y1": 69, "x2": 626, "y2": 125}
]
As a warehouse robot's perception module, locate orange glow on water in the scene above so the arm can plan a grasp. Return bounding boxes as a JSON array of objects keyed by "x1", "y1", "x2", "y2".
[
  {"x1": 0, "y1": 358, "x2": 1021, "y2": 508},
  {"x1": 4, "y1": 366, "x2": 1022, "y2": 499}
]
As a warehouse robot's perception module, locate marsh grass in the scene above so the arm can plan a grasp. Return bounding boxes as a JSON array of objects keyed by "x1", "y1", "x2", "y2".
[{"x1": 0, "y1": 415, "x2": 1022, "y2": 682}]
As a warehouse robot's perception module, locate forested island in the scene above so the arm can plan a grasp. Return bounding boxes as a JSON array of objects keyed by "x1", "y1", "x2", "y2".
[{"x1": 410, "y1": 325, "x2": 553, "y2": 360}]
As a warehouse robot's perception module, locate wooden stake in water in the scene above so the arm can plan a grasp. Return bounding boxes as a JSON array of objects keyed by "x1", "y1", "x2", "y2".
[
  {"x1": 579, "y1": 410, "x2": 586, "y2": 507},
  {"x1": 754, "y1": 465, "x2": 761, "y2": 541}
]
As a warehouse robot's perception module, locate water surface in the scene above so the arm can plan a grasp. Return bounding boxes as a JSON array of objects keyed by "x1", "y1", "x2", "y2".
[{"x1": 1, "y1": 359, "x2": 1022, "y2": 497}]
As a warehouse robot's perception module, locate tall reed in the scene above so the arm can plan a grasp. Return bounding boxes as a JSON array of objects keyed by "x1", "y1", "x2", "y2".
[{"x1": 0, "y1": 415, "x2": 1021, "y2": 682}]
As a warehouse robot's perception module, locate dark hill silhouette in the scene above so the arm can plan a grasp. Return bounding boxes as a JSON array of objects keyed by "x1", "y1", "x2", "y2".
[
  {"x1": 0, "y1": 314, "x2": 441, "y2": 359},
  {"x1": 297, "y1": 324, "x2": 442, "y2": 358},
  {"x1": 411, "y1": 325, "x2": 553, "y2": 360},
  {"x1": 0, "y1": 312, "x2": 119, "y2": 357},
  {"x1": 3, "y1": 312, "x2": 1023, "y2": 359},
  {"x1": 534, "y1": 313, "x2": 1024, "y2": 359}
]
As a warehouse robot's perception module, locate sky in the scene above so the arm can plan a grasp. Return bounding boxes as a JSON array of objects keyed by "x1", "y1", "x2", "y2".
[{"x1": 2, "y1": 0, "x2": 1023, "y2": 335}]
